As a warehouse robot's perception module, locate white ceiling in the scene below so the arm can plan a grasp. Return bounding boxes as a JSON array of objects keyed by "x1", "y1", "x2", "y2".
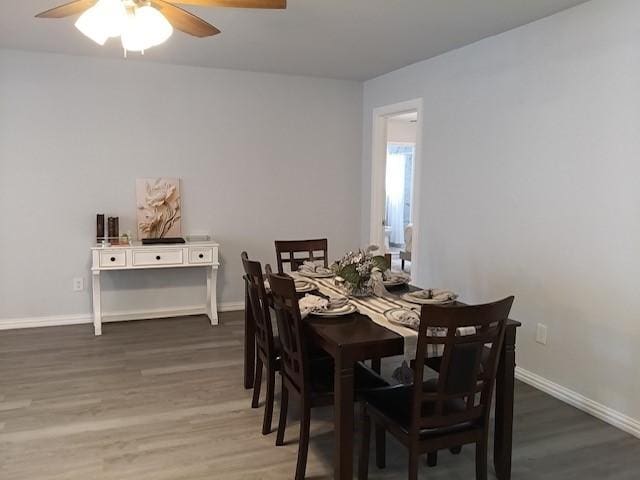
[{"x1": 1, "y1": 0, "x2": 591, "y2": 80}]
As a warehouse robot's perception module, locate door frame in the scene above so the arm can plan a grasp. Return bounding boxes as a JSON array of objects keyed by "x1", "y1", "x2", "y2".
[{"x1": 369, "y1": 98, "x2": 423, "y2": 281}]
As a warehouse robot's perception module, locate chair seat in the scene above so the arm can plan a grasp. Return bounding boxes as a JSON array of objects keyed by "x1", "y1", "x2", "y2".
[{"x1": 363, "y1": 379, "x2": 474, "y2": 438}]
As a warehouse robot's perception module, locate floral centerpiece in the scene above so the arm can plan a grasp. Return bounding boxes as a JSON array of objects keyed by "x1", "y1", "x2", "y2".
[{"x1": 331, "y1": 246, "x2": 388, "y2": 297}]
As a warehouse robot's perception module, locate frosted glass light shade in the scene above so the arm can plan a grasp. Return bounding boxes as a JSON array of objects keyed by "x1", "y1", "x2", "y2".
[
  {"x1": 75, "y1": 0, "x2": 127, "y2": 45},
  {"x1": 75, "y1": 4, "x2": 108, "y2": 45},
  {"x1": 121, "y1": 6, "x2": 173, "y2": 52}
]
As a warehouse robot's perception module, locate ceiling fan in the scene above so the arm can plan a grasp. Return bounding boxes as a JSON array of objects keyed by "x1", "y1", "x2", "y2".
[{"x1": 35, "y1": 0, "x2": 286, "y2": 53}]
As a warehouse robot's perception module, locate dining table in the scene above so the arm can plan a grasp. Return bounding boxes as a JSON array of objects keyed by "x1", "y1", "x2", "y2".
[{"x1": 243, "y1": 274, "x2": 521, "y2": 480}]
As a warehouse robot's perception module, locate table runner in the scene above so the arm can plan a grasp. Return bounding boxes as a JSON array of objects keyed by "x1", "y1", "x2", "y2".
[{"x1": 293, "y1": 273, "x2": 420, "y2": 359}]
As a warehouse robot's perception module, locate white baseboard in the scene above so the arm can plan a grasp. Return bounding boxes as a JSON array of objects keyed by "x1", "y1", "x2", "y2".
[
  {"x1": 0, "y1": 313, "x2": 92, "y2": 330},
  {"x1": 0, "y1": 302, "x2": 245, "y2": 331},
  {"x1": 515, "y1": 366, "x2": 640, "y2": 439},
  {"x1": 218, "y1": 302, "x2": 245, "y2": 312},
  {"x1": 102, "y1": 305, "x2": 205, "y2": 323}
]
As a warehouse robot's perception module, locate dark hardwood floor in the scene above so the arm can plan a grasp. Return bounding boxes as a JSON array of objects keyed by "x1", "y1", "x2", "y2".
[{"x1": 1, "y1": 312, "x2": 638, "y2": 479}]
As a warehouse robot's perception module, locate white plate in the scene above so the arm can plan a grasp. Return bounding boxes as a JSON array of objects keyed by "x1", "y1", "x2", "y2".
[
  {"x1": 401, "y1": 292, "x2": 456, "y2": 305},
  {"x1": 384, "y1": 308, "x2": 420, "y2": 330},
  {"x1": 310, "y1": 303, "x2": 357, "y2": 317},
  {"x1": 299, "y1": 270, "x2": 335, "y2": 279}
]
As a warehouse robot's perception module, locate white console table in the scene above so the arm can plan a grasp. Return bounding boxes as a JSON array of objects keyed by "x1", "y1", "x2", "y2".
[{"x1": 90, "y1": 241, "x2": 220, "y2": 336}]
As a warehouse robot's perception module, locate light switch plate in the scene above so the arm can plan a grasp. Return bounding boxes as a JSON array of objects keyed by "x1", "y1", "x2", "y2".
[{"x1": 536, "y1": 323, "x2": 548, "y2": 345}]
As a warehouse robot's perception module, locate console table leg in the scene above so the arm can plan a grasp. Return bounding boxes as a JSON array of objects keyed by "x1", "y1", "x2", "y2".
[
  {"x1": 92, "y1": 271, "x2": 102, "y2": 336},
  {"x1": 207, "y1": 266, "x2": 219, "y2": 326}
]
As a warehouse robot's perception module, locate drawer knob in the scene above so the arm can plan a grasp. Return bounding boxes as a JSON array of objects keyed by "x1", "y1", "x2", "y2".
[
  {"x1": 156, "y1": 255, "x2": 161, "y2": 261},
  {"x1": 110, "y1": 257, "x2": 116, "y2": 262},
  {"x1": 199, "y1": 253, "x2": 204, "y2": 259}
]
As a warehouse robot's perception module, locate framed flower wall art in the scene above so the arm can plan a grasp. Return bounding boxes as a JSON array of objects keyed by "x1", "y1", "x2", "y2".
[{"x1": 136, "y1": 178, "x2": 182, "y2": 239}]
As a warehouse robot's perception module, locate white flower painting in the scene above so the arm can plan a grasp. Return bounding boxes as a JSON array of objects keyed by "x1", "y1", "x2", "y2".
[{"x1": 136, "y1": 178, "x2": 182, "y2": 239}]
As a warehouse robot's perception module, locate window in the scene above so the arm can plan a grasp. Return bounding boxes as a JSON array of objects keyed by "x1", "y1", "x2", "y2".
[{"x1": 385, "y1": 143, "x2": 415, "y2": 247}]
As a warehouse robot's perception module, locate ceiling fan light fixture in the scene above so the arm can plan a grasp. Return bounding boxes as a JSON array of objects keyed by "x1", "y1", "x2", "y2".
[
  {"x1": 39, "y1": 0, "x2": 279, "y2": 49},
  {"x1": 75, "y1": 0, "x2": 127, "y2": 45},
  {"x1": 121, "y1": 5, "x2": 173, "y2": 53}
]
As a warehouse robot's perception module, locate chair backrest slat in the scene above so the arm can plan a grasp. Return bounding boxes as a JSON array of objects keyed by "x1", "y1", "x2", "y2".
[
  {"x1": 241, "y1": 252, "x2": 276, "y2": 365},
  {"x1": 274, "y1": 239, "x2": 328, "y2": 273},
  {"x1": 267, "y1": 267, "x2": 309, "y2": 397},
  {"x1": 412, "y1": 297, "x2": 514, "y2": 434}
]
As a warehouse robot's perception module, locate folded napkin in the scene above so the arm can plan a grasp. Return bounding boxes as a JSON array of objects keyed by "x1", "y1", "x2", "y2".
[
  {"x1": 384, "y1": 271, "x2": 411, "y2": 283},
  {"x1": 410, "y1": 289, "x2": 432, "y2": 299},
  {"x1": 299, "y1": 294, "x2": 329, "y2": 319},
  {"x1": 392, "y1": 310, "x2": 420, "y2": 329},
  {"x1": 430, "y1": 325, "x2": 478, "y2": 336},
  {"x1": 431, "y1": 289, "x2": 458, "y2": 302},
  {"x1": 370, "y1": 270, "x2": 389, "y2": 297},
  {"x1": 299, "y1": 261, "x2": 333, "y2": 275},
  {"x1": 411, "y1": 288, "x2": 458, "y2": 302},
  {"x1": 457, "y1": 326, "x2": 477, "y2": 336}
]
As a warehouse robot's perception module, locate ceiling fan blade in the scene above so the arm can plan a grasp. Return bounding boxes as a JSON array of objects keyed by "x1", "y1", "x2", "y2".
[
  {"x1": 166, "y1": 0, "x2": 286, "y2": 9},
  {"x1": 151, "y1": 0, "x2": 221, "y2": 37},
  {"x1": 35, "y1": 0, "x2": 96, "y2": 18}
]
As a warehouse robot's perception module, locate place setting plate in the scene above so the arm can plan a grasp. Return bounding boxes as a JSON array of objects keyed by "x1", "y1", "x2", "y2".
[
  {"x1": 298, "y1": 270, "x2": 335, "y2": 279},
  {"x1": 401, "y1": 289, "x2": 458, "y2": 305},
  {"x1": 310, "y1": 303, "x2": 357, "y2": 317},
  {"x1": 384, "y1": 308, "x2": 420, "y2": 330},
  {"x1": 382, "y1": 273, "x2": 411, "y2": 288}
]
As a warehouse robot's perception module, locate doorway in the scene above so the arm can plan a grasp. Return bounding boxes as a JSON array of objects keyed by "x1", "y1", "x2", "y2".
[{"x1": 370, "y1": 99, "x2": 423, "y2": 280}]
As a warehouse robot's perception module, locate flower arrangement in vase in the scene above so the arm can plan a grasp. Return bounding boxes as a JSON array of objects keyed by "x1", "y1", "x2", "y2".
[{"x1": 331, "y1": 246, "x2": 388, "y2": 297}]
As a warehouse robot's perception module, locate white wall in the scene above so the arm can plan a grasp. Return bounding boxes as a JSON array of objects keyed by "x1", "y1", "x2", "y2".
[
  {"x1": 362, "y1": 0, "x2": 640, "y2": 423},
  {"x1": 0, "y1": 49, "x2": 363, "y2": 321}
]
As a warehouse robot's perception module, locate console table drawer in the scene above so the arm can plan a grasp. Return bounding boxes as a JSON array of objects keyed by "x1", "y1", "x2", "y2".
[
  {"x1": 132, "y1": 249, "x2": 183, "y2": 267},
  {"x1": 99, "y1": 251, "x2": 127, "y2": 268},
  {"x1": 189, "y1": 247, "x2": 214, "y2": 264}
]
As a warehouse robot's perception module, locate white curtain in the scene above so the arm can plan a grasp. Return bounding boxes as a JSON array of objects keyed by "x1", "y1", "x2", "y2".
[{"x1": 385, "y1": 153, "x2": 406, "y2": 245}]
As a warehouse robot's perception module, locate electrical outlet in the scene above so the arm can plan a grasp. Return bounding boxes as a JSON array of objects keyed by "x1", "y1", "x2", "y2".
[
  {"x1": 536, "y1": 323, "x2": 548, "y2": 345},
  {"x1": 73, "y1": 277, "x2": 85, "y2": 292}
]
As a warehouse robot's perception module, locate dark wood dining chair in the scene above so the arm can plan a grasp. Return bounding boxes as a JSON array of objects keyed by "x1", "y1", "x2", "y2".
[
  {"x1": 241, "y1": 252, "x2": 280, "y2": 435},
  {"x1": 274, "y1": 238, "x2": 328, "y2": 273},
  {"x1": 358, "y1": 297, "x2": 515, "y2": 480},
  {"x1": 266, "y1": 267, "x2": 388, "y2": 480}
]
